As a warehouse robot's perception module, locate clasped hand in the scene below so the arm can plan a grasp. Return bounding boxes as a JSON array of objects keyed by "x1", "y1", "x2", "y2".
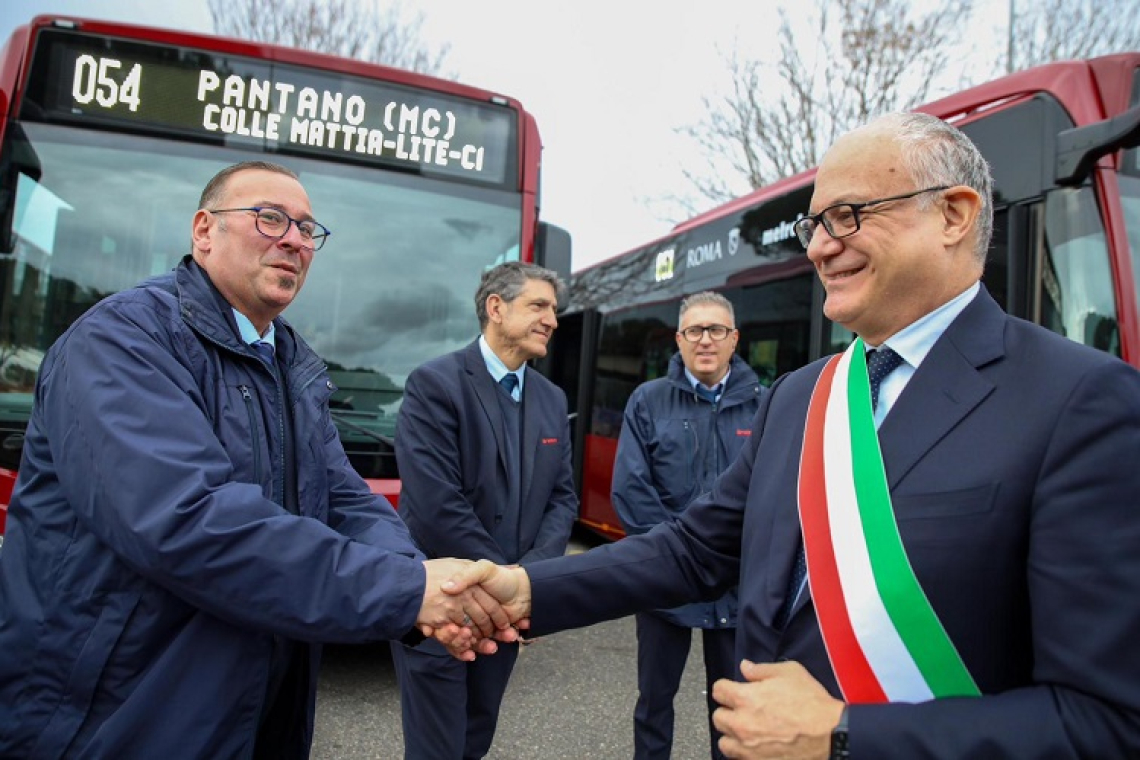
[{"x1": 416, "y1": 559, "x2": 532, "y2": 660}]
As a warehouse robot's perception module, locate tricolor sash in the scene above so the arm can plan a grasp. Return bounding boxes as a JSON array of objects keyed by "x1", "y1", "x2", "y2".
[{"x1": 797, "y1": 339, "x2": 981, "y2": 703}]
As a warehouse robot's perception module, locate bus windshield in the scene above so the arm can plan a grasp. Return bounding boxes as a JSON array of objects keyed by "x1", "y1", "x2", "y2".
[{"x1": 0, "y1": 120, "x2": 521, "y2": 475}]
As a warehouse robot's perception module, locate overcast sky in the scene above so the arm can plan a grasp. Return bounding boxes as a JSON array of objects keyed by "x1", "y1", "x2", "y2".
[{"x1": 2, "y1": 1, "x2": 1009, "y2": 271}]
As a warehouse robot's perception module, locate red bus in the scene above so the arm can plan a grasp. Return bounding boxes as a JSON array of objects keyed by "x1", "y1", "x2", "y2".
[
  {"x1": 0, "y1": 15, "x2": 570, "y2": 537},
  {"x1": 546, "y1": 53, "x2": 1140, "y2": 541}
]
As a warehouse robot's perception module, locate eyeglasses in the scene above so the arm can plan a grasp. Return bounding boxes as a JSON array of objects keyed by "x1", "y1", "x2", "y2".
[
  {"x1": 680, "y1": 324, "x2": 733, "y2": 342},
  {"x1": 792, "y1": 186, "x2": 950, "y2": 249},
  {"x1": 208, "y1": 207, "x2": 331, "y2": 251}
]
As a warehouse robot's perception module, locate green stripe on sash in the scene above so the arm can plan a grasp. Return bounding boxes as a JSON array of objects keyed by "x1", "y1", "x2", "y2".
[{"x1": 847, "y1": 340, "x2": 980, "y2": 698}]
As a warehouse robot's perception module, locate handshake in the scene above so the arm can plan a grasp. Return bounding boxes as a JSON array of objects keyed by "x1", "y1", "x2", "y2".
[{"x1": 416, "y1": 558, "x2": 534, "y2": 660}]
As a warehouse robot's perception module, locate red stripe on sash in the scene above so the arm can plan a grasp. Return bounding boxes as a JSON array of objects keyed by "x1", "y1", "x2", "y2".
[{"x1": 799, "y1": 355, "x2": 887, "y2": 703}]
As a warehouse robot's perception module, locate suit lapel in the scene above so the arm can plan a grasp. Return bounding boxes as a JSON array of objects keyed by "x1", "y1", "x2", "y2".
[
  {"x1": 463, "y1": 342, "x2": 510, "y2": 474},
  {"x1": 877, "y1": 289, "x2": 1005, "y2": 488},
  {"x1": 520, "y1": 367, "x2": 541, "y2": 507}
]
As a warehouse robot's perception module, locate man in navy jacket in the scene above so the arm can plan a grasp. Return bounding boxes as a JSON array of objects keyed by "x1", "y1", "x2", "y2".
[
  {"x1": 447, "y1": 114, "x2": 1140, "y2": 759},
  {"x1": 0, "y1": 162, "x2": 499, "y2": 760},
  {"x1": 391, "y1": 261, "x2": 578, "y2": 759},
  {"x1": 614, "y1": 291, "x2": 763, "y2": 760}
]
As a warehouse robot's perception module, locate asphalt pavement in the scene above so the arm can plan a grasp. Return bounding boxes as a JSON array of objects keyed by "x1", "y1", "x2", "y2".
[{"x1": 311, "y1": 529, "x2": 716, "y2": 759}]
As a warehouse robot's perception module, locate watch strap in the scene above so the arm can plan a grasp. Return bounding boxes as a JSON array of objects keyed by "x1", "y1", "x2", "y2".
[{"x1": 829, "y1": 705, "x2": 850, "y2": 760}]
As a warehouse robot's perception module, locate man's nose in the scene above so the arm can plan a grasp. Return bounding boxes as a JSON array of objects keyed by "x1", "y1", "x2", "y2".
[{"x1": 805, "y1": 226, "x2": 843, "y2": 263}]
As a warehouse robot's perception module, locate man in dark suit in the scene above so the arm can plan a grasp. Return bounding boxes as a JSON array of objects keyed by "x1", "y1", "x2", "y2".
[
  {"x1": 390, "y1": 261, "x2": 578, "y2": 759},
  {"x1": 447, "y1": 112, "x2": 1140, "y2": 759}
]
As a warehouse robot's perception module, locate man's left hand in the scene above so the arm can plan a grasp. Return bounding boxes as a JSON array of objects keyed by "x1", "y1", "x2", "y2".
[{"x1": 712, "y1": 660, "x2": 844, "y2": 760}]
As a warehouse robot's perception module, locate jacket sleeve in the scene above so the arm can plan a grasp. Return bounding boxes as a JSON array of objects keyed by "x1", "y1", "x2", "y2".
[
  {"x1": 321, "y1": 412, "x2": 424, "y2": 558},
  {"x1": 518, "y1": 397, "x2": 578, "y2": 565},
  {"x1": 852, "y1": 359, "x2": 1140, "y2": 759},
  {"x1": 395, "y1": 364, "x2": 506, "y2": 563},
  {"x1": 612, "y1": 387, "x2": 674, "y2": 536},
  {"x1": 42, "y1": 301, "x2": 425, "y2": 643}
]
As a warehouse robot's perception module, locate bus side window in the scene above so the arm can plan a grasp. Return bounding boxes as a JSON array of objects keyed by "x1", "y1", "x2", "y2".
[
  {"x1": 730, "y1": 274, "x2": 814, "y2": 384},
  {"x1": 1036, "y1": 187, "x2": 1120, "y2": 355}
]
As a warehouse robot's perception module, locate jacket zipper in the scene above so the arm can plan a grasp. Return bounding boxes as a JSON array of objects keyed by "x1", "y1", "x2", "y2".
[{"x1": 237, "y1": 385, "x2": 262, "y2": 483}]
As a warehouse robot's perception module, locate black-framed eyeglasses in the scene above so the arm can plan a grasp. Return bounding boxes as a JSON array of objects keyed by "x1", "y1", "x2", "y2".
[
  {"x1": 208, "y1": 207, "x2": 331, "y2": 251},
  {"x1": 680, "y1": 324, "x2": 733, "y2": 342},
  {"x1": 792, "y1": 185, "x2": 950, "y2": 249}
]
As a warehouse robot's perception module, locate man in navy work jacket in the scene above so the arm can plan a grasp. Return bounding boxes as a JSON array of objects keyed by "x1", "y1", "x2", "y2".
[
  {"x1": 391, "y1": 261, "x2": 578, "y2": 759},
  {"x1": 0, "y1": 161, "x2": 505, "y2": 760},
  {"x1": 448, "y1": 113, "x2": 1140, "y2": 759},
  {"x1": 613, "y1": 290, "x2": 763, "y2": 760}
]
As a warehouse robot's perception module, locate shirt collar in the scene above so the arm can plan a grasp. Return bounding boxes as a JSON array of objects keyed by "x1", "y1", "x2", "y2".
[
  {"x1": 870, "y1": 281, "x2": 980, "y2": 369},
  {"x1": 684, "y1": 366, "x2": 731, "y2": 395},
  {"x1": 478, "y1": 334, "x2": 525, "y2": 394},
  {"x1": 232, "y1": 309, "x2": 276, "y2": 348}
]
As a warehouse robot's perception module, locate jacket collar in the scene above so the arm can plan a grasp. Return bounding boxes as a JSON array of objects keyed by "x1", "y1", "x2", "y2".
[
  {"x1": 667, "y1": 353, "x2": 761, "y2": 403},
  {"x1": 174, "y1": 256, "x2": 300, "y2": 365}
]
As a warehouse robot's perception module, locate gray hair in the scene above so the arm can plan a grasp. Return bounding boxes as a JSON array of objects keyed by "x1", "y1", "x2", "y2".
[
  {"x1": 679, "y1": 291, "x2": 735, "y2": 325},
  {"x1": 475, "y1": 261, "x2": 567, "y2": 329},
  {"x1": 872, "y1": 112, "x2": 994, "y2": 262},
  {"x1": 198, "y1": 161, "x2": 299, "y2": 210}
]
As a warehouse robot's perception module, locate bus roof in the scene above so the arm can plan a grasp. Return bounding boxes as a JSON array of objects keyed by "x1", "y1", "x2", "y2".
[
  {"x1": 574, "y1": 52, "x2": 1140, "y2": 277},
  {"x1": 15, "y1": 14, "x2": 527, "y2": 113}
]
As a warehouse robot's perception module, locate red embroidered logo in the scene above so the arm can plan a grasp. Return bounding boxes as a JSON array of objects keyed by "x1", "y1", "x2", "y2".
[
  {"x1": 541, "y1": 437, "x2": 559, "y2": 445},
  {"x1": 736, "y1": 429, "x2": 751, "y2": 437}
]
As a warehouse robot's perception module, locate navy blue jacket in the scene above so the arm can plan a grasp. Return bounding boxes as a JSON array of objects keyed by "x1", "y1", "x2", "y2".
[
  {"x1": 525, "y1": 290, "x2": 1140, "y2": 758},
  {"x1": 613, "y1": 353, "x2": 762, "y2": 628},
  {"x1": 395, "y1": 340, "x2": 577, "y2": 566},
  {"x1": 0, "y1": 258, "x2": 426, "y2": 759}
]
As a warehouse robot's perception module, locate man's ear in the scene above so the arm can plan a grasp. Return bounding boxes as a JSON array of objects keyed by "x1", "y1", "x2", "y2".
[
  {"x1": 940, "y1": 186, "x2": 982, "y2": 248},
  {"x1": 191, "y1": 210, "x2": 213, "y2": 255},
  {"x1": 486, "y1": 294, "x2": 505, "y2": 324}
]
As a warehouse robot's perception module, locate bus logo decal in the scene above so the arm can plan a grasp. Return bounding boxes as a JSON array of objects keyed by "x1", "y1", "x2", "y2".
[
  {"x1": 760, "y1": 215, "x2": 805, "y2": 247},
  {"x1": 686, "y1": 241, "x2": 723, "y2": 268},
  {"x1": 654, "y1": 249, "x2": 675, "y2": 282}
]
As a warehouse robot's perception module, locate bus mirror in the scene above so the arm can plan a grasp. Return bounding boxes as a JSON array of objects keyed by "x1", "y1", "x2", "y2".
[
  {"x1": 1055, "y1": 103, "x2": 1140, "y2": 186},
  {"x1": 536, "y1": 222, "x2": 572, "y2": 282}
]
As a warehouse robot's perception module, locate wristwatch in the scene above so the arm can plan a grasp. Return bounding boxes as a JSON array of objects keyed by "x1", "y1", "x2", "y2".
[{"x1": 829, "y1": 705, "x2": 849, "y2": 760}]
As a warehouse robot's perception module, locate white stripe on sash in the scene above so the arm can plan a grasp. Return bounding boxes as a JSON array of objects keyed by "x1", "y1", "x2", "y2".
[{"x1": 822, "y1": 347, "x2": 934, "y2": 702}]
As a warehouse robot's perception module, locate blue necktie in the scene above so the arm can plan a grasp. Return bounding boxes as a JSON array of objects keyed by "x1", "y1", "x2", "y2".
[
  {"x1": 775, "y1": 346, "x2": 904, "y2": 628},
  {"x1": 867, "y1": 346, "x2": 904, "y2": 411},
  {"x1": 253, "y1": 340, "x2": 275, "y2": 365},
  {"x1": 499, "y1": 372, "x2": 519, "y2": 399},
  {"x1": 694, "y1": 384, "x2": 720, "y2": 404}
]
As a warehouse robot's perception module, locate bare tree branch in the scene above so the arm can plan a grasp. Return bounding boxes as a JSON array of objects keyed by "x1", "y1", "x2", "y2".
[
  {"x1": 1008, "y1": 0, "x2": 1140, "y2": 73},
  {"x1": 208, "y1": 0, "x2": 452, "y2": 77},
  {"x1": 668, "y1": 0, "x2": 973, "y2": 212}
]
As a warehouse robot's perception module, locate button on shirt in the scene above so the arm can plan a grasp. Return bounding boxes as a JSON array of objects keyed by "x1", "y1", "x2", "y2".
[{"x1": 478, "y1": 335, "x2": 524, "y2": 401}]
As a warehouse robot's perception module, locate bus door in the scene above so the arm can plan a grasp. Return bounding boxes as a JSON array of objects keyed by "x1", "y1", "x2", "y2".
[{"x1": 536, "y1": 306, "x2": 598, "y2": 495}]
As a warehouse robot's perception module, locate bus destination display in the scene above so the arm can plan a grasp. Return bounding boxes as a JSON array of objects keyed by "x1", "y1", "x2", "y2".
[{"x1": 24, "y1": 29, "x2": 517, "y2": 187}]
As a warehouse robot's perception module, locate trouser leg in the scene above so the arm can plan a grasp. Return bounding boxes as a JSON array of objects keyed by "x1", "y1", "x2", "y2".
[
  {"x1": 463, "y1": 642, "x2": 519, "y2": 760},
  {"x1": 701, "y1": 627, "x2": 738, "y2": 760},
  {"x1": 391, "y1": 639, "x2": 467, "y2": 760},
  {"x1": 633, "y1": 612, "x2": 692, "y2": 760}
]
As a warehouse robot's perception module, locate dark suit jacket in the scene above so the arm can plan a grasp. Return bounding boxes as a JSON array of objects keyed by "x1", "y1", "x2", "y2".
[
  {"x1": 396, "y1": 340, "x2": 577, "y2": 565},
  {"x1": 527, "y1": 290, "x2": 1140, "y2": 758}
]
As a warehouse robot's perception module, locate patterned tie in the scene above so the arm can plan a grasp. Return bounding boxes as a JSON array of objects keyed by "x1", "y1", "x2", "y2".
[
  {"x1": 694, "y1": 384, "x2": 720, "y2": 404},
  {"x1": 499, "y1": 372, "x2": 519, "y2": 399},
  {"x1": 775, "y1": 346, "x2": 905, "y2": 629},
  {"x1": 253, "y1": 340, "x2": 275, "y2": 365},
  {"x1": 867, "y1": 346, "x2": 904, "y2": 411}
]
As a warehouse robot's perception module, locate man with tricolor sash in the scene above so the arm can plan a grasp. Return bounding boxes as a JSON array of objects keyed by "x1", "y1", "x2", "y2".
[{"x1": 442, "y1": 112, "x2": 1140, "y2": 759}]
